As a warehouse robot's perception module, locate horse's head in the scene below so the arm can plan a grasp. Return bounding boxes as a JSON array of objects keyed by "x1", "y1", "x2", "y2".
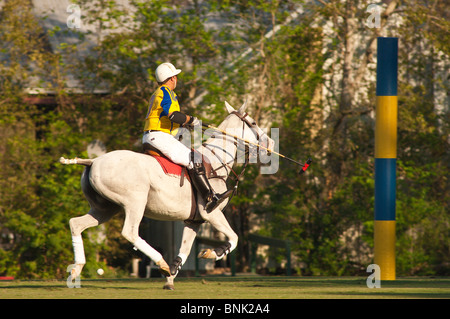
[{"x1": 224, "y1": 100, "x2": 275, "y2": 156}]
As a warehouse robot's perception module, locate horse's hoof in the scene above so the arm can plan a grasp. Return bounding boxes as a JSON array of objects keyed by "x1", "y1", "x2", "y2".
[
  {"x1": 163, "y1": 284, "x2": 174, "y2": 290},
  {"x1": 198, "y1": 249, "x2": 216, "y2": 259},
  {"x1": 157, "y1": 259, "x2": 171, "y2": 277},
  {"x1": 198, "y1": 249, "x2": 211, "y2": 258},
  {"x1": 158, "y1": 267, "x2": 170, "y2": 277}
]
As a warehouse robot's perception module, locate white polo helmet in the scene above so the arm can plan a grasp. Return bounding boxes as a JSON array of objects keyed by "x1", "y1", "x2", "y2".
[{"x1": 155, "y1": 62, "x2": 181, "y2": 83}]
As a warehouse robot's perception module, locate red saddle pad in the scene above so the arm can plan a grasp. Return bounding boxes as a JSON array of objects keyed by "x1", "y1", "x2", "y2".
[{"x1": 154, "y1": 155, "x2": 184, "y2": 177}]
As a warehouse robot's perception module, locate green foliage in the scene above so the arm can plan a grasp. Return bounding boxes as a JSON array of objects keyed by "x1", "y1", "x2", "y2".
[{"x1": 0, "y1": 0, "x2": 448, "y2": 278}]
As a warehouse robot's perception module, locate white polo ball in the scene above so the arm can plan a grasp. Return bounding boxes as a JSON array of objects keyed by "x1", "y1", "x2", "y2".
[{"x1": 97, "y1": 268, "x2": 104, "y2": 275}]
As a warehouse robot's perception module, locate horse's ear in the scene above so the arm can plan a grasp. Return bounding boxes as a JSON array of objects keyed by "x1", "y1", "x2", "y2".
[
  {"x1": 225, "y1": 101, "x2": 235, "y2": 113},
  {"x1": 238, "y1": 99, "x2": 248, "y2": 113}
]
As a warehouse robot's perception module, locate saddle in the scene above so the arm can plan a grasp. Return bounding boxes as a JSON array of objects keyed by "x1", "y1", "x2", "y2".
[
  {"x1": 142, "y1": 143, "x2": 216, "y2": 224},
  {"x1": 143, "y1": 144, "x2": 187, "y2": 179},
  {"x1": 142, "y1": 143, "x2": 216, "y2": 182}
]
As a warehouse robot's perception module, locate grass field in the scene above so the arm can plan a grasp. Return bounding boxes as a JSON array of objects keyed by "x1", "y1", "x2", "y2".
[{"x1": 1, "y1": 275, "x2": 449, "y2": 299}]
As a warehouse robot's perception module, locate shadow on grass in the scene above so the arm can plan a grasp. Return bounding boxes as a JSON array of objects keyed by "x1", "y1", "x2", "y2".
[
  {"x1": 197, "y1": 276, "x2": 450, "y2": 298},
  {"x1": 0, "y1": 279, "x2": 149, "y2": 290},
  {"x1": 1, "y1": 277, "x2": 449, "y2": 299}
]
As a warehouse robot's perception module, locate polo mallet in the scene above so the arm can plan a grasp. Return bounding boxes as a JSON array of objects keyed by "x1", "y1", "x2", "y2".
[{"x1": 201, "y1": 123, "x2": 312, "y2": 175}]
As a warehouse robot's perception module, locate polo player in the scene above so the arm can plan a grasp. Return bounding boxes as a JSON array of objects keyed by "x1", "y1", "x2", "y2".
[{"x1": 142, "y1": 62, "x2": 233, "y2": 212}]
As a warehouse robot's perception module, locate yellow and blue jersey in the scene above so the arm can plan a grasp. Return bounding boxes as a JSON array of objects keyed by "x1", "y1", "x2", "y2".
[{"x1": 144, "y1": 85, "x2": 180, "y2": 134}]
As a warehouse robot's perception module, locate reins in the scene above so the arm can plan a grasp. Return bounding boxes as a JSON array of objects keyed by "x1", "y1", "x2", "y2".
[{"x1": 201, "y1": 112, "x2": 254, "y2": 205}]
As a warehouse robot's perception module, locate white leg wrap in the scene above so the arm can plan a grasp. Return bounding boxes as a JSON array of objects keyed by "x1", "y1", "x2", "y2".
[
  {"x1": 229, "y1": 240, "x2": 237, "y2": 252},
  {"x1": 178, "y1": 253, "x2": 187, "y2": 265},
  {"x1": 133, "y1": 237, "x2": 163, "y2": 263},
  {"x1": 72, "y1": 235, "x2": 86, "y2": 265}
]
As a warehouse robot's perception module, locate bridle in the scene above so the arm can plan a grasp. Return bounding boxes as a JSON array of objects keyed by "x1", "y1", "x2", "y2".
[
  {"x1": 230, "y1": 111, "x2": 261, "y2": 141},
  {"x1": 202, "y1": 111, "x2": 268, "y2": 207}
]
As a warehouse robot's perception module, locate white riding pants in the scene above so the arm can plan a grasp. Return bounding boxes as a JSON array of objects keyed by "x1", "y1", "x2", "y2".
[{"x1": 142, "y1": 131, "x2": 192, "y2": 167}]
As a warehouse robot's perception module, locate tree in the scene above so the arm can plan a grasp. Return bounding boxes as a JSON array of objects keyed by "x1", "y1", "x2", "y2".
[
  {"x1": 393, "y1": 0, "x2": 449, "y2": 275},
  {"x1": 1, "y1": 0, "x2": 447, "y2": 278},
  {"x1": 212, "y1": 0, "x2": 449, "y2": 276},
  {"x1": 0, "y1": 0, "x2": 105, "y2": 278}
]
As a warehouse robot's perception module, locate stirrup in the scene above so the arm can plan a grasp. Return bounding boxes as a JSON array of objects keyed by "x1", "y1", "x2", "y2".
[{"x1": 205, "y1": 189, "x2": 234, "y2": 212}]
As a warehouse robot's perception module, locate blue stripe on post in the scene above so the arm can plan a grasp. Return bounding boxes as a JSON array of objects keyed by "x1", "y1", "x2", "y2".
[
  {"x1": 376, "y1": 37, "x2": 398, "y2": 96},
  {"x1": 375, "y1": 158, "x2": 396, "y2": 220}
]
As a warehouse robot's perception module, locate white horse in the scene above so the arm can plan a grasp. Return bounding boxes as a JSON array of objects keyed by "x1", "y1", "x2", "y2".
[{"x1": 60, "y1": 100, "x2": 274, "y2": 290}]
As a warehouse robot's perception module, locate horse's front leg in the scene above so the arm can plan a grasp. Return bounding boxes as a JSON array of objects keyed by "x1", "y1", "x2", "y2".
[
  {"x1": 198, "y1": 209, "x2": 238, "y2": 261},
  {"x1": 164, "y1": 222, "x2": 201, "y2": 290}
]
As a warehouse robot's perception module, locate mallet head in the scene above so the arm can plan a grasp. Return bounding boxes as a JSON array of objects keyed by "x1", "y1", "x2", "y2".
[{"x1": 299, "y1": 158, "x2": 312, "y2": 174}]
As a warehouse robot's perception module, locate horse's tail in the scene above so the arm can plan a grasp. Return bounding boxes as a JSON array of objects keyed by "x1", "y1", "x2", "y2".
[{"x1": 59, "y1": 157, "x2": 93, "y2": 166}]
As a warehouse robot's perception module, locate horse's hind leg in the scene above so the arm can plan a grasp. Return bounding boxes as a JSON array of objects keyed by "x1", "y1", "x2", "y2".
[
  {"x1": 121, "y1": 201, "x2": 171, "y2": 277},
  {"x1": 69, "y1": 208, "x2": 117, "y2": 278},
  {"x1": 164, "y1": 222, "x2": 201, "y2": 290}
]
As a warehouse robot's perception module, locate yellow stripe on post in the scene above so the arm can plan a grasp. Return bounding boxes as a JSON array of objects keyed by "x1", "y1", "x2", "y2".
[
  {"x1": 374, "y1": 220, "x2": 396, "y2": 280},
  {"x1": 375, "y1": 96, "x2": 398, "y2": 159}
]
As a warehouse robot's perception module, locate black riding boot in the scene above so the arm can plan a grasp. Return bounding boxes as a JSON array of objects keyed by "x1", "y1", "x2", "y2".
[{"x1": 188, "y1": 162, "x2": 233, "y2": 212}]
